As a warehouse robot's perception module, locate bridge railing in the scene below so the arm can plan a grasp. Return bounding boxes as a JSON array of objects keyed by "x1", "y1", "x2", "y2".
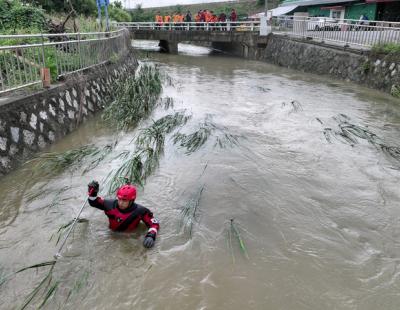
[
  {"x1": 0, "y1": 29, "x2": 129, "y2": 94},
  {"x1": 271, "y1": 15, "x2": 400, "y2": 47},
  {"x1": 116, "y1": 21, "x2": 261, "y2": 32}
]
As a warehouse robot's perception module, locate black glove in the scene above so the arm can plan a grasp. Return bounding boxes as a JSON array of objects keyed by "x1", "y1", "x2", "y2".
[
  {"x1": 88, "y1": 180, "x2": 99, "y2": 197},
  {"x1": 143, "y1": 232, "x2": 156, "y2": 248}
]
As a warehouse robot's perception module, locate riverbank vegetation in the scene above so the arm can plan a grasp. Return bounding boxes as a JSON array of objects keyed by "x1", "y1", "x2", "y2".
[{"x1": 0, "y1": 0, "x2": 132, "y2": 35}]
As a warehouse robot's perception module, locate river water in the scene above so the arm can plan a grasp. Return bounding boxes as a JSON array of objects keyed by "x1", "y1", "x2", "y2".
[{"x1": 1, "y1": 41, "x2": 400, "y2": 309}]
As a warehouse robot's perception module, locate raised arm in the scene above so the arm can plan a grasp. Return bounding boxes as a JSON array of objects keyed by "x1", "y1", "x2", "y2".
[{"x1": 87, "y1": 180, "x2": 106, "y2": 210}]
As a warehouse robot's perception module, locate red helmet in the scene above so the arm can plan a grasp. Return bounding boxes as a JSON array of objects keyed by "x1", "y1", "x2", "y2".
[{"x1": 117, "y1": 184, "x2": 137, "y2": 201}]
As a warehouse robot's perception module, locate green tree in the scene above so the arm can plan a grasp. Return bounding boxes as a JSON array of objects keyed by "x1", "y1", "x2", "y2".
[
  {"x1": 109, "y1": 6, "x2": 131, "y2": 22},
  {"x1": 114, "y1": 1, "x2": 122, "y2": 9}
]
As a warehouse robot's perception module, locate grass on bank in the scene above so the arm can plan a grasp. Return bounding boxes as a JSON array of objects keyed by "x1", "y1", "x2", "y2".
[{"x1": 371, "y1": 43, "x2": 400, "y2": 56}]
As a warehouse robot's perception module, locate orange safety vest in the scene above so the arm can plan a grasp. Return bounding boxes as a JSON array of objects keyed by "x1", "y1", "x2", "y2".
[
  {"x1": 195, "y1": 14, "x2": 200, "y2": 22},
  {"x1": 164, "y1": 15, "x2": 171, "y2": 22},
  {"x1": 155, "y1": 15, "x2": 163, "y2": 23},
  {"x1": 173, "y1": 15, "x2": 180, "y2": 23}
]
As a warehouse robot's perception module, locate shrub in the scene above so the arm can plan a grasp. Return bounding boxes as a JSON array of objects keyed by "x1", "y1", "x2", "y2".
[{"x1": 0, "y1": 0, "x2": 47, "y2": 32}]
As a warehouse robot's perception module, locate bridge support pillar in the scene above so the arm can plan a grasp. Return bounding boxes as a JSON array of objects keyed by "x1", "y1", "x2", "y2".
[{"x1": 159, "y1": 40, "x2": 178, "y2": 54}]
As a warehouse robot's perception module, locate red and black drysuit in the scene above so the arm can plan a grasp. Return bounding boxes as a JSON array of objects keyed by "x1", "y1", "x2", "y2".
[{"x1": 88, "y1": 196, "x2": 159, "y2": 237}]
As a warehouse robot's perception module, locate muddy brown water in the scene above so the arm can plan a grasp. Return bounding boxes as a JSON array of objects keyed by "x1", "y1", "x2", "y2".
[{"x1": 1, "y1": 41, "x2": 400, "y2": 309}]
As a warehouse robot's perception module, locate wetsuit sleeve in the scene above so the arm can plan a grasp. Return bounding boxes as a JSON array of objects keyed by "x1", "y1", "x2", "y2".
[
  {"x1": 142, "y1": 209, "x2": 160, "y2": 237},
  {"x1": 88, "y1": 196, "x2": 106, "y2": 210}
]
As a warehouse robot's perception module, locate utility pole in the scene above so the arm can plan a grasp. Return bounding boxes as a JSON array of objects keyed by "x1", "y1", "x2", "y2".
[{"x1": 265, "y1": 0, "x2": 268, "y2": 15}]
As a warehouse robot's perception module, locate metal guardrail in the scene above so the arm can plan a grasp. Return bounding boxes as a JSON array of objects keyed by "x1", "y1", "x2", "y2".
[
  {"x1": 0, "y1": 29, "x2": 129, "y2": 94},
  {"x1": 271, "y1": 16, "x2": 400, "y2": 48},
  {"x1": 116, "y1": 17, "x2": 400, "y2": 48}
]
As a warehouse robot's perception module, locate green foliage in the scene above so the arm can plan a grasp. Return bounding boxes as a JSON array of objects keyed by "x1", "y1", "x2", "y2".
[
  {"x1": 103, "y1": 65, "x2": 162, "y2": 130},
  {"x1": 27, "y1": 145, "x2": 101, "y2": 176},
  {"x1": 173, "y1": 117, "x2": 239, "y2": 154},
  {"x1": 228, "y1": 219, "x2": 249, "y2": 262},
  {"x1": 0, "y1": 0, "x2": 47, "y2": 32},
  {"x1": 113, "y1": 1, "x2": 122, "y2": 9},
  {"x1": 107, "y1": 112, "x2": 189, "y2": 192},
  {"x1": 130, "y1": 4, "x2": 153, "y2": 22},
  {"x1": 109, "y1": 6, "x2": 131, "y2": 22},
  {"x1": 361, "y1": 61, "x2": 371, "y2": 73},
  {"x1": 371, "y1": 43, "x2": 400, "y2": 55},
  {"x1": 178, "y1": 185, "x2": 204, "y2": 238},
  {"x1": 391, "y1": 84, "x2": 400, "y2": 98},
  {"x1": 33, "y1": 0, "x2": 97, "y2": 16}
]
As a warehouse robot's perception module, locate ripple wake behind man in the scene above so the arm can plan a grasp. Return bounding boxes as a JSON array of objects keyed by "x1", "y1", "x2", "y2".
[{"x1": 87, "y1": 181, "x2": 160, "y2": 248}]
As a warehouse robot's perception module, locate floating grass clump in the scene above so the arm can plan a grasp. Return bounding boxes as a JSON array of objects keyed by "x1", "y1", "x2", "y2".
[
  {"x1": 178, "y1": 185, "x2": 204, "y2": 238},
  {"x1": 18, "y1": 262, "x2": 56, "y2": 310},
  {"x1": 82, "y1": 143, "x2": 115, "y2": 174},
  {"x1": 103, "y1": 64, "x2": 162, "y2": 130},
  {"x1": 50, "y1": 218, "x2": 89, "y2": 245},
  {"x1": 0, "y1": 260, "x2": 57, "y2": 309},
  {"x1": 322, "y1": 114, "x2": 400, "y2": 162},
  {"x1": 282, "y1": 100, "x2": 303, "y2": 113},
  {"x1": 173, "y1": 118, "x2": 239, "y2": 154},
  {"x1": 29, "y1": 145, "x2": 99, "y2": 176},
  {"x1": 107, "y1": 112, "x2": 190, "y2": 193},
  {"x1": 160, "y1": 96, "x2": 174, "y2": 110},
  {"x1": 227, "y1": 219, "x2": 249, "y2": 263},
  {"x1": 65, "y1": 269, "x2": 90, "y2": 302}
]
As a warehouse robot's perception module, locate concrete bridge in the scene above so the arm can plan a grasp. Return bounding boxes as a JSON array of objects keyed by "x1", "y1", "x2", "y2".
[{"x1": 118, "y1": 22, "x2": 268, "y2": 57}]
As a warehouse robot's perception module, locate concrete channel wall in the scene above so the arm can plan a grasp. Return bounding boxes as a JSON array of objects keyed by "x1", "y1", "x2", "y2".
[
  {"x1": 0, "y1": 50, "x2": 138, "y2": 176},
  {"x1": 262, "y1": 35, "x2": 400, "y2": 94}
]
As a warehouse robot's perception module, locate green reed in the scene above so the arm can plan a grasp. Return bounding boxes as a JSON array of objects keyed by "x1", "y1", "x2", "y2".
[
  {"x1": 322, "y1": 114, "x2": 400, "y2": 162},
  {"x1": 103, "y1": 64, "x2": 162, "y2": 130},
  {"x1": 173, "y1": 119, "x2": 239, "y2": 154},
  {"x1": 28, "y1": 145, "x2": 99, "y2": 176},
  {"x1": 179, "y1": 185, "x2": 204, "y2": 238},
  {"x1": 228, "y1": 219, "x2": 249, "y2": 261},
  {"x1": 107, "y1": 112, "x2": 190, "y2": 193}
]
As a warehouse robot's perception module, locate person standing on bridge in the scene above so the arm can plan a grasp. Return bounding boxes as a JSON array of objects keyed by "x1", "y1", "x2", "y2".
[
  {"x1": 155, "y1": 11, "x2": 163, "y2": 29},
  {"x1": 164, "y1": 13, "x2": 171, "y2": 30},
  {"x1": 219, "y1": 12, "x2": 227, "y2": 31},
  {"x1": 185, "y1": 10, "x2": 192, "y2": 23},
  {"x1": 87, "y1": 181, "x2": 160, "y2": 248},
  {"x1": 230, "y1": 8, "x2": 237, "y2": 30}
]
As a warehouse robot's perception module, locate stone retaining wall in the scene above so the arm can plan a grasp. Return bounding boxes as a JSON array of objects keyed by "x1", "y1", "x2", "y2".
[
  {"x1": 263, "y1": 35, "x2": 400, "y2": 94},
  {"x1": 0, "y1": 50, "x2": 138, "y2": 176}
]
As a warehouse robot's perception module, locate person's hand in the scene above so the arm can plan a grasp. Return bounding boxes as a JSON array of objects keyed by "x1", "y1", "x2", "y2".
[
  {"x1": 88, "y1": 181, "x2": 99, "y2": 197},
  {"x1": 143, "y1": 232, "x2": 156, "y2": 248}
]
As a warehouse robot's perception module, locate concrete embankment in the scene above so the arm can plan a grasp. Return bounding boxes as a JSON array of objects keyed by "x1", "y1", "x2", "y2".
[
  {"x1": 0, "y1": 50, "x2": 138, "y2": 176},
  {"x1": 208, "y1": 33, "x2": 400, "y2": 95},
  {"x1": 262, "y1": 35, "x2": 400, "y2": 95}
]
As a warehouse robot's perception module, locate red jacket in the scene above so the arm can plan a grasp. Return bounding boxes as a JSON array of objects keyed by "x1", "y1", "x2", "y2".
[{"x1": 88, "y1": 197, "x2": 159, "y2": 236}]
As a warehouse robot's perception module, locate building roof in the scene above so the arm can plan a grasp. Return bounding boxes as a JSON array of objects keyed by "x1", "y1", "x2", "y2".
[{"x1": 280, "y1": 0, "x2": 360, "y2": 7}]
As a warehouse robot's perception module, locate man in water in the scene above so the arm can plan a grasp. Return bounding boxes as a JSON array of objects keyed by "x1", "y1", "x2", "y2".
[{"x1": 87, "y1": 181, "x2": 159, "y2": 248}]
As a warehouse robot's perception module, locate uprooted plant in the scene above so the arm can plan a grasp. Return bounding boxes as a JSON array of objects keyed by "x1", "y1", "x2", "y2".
[
  {"x1": 321, "y1": 114, "x2": 400, "y2": 163},
  {"x1": 107, "y1": 112, "x2": 190, "y2": 193},
  {"x1": 173, "y1": 116, "x2": 239, "y2": 154},
  {"x1": 178, "y1": 185, "x2": 205, "y2": 238},
  {"x1": 27, "y1": 143, "x2": 116, "y2": 178},
  {"x1": 227, "y1": 218, "x2": 249, "y2": 263},
  {"x1": 102, "y1": 64, "x2": 162, "y2": 130}
]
